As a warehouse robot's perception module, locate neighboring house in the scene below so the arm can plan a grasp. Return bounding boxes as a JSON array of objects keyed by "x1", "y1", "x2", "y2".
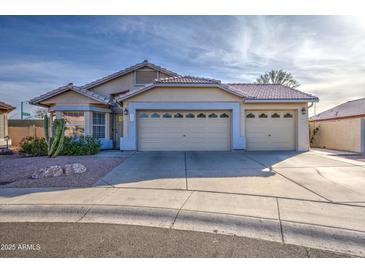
[
  {"x1": 30, "y1": 60, "x2": 318, "y2": 151},
  {"x1": 310, "y1": 98, "x2": 365, "y2": 153},
  {"x1": 0, "y1": 100, "x2": 15, "y2": 148}
]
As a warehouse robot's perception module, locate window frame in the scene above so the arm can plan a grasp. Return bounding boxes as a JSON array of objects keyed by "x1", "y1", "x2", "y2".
[
  {"x1": 92, "y1": 112, "x2": 106, "y2": 139},
  {"x1": 62, "y1": 111, "x2": 85, "y2": 137}
]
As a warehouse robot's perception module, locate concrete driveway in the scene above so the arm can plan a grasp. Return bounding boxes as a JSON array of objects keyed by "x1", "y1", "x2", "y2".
[
  {"x1": 1, "y1": 150, "x2": 365, "y2": 256},
  {"x1": 96, "y1": 150, "x2": 365, "y2": 203}
]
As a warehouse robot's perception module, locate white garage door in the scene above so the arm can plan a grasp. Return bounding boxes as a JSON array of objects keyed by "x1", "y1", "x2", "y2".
[
  {"x1": 246, "y1": 110, "x2": 296, "y2": 151},
  {"x1": 137, "y1": 110, "x2": 231, "y2": 151}
]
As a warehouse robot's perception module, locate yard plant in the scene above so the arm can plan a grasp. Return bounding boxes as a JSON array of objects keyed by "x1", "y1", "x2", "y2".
[
  {"x1": 44, "y1": 115, "x2": 66, "y2": 157},
  {"x1": 19, "y1": 114, "x2": 101, "y2": 157}
]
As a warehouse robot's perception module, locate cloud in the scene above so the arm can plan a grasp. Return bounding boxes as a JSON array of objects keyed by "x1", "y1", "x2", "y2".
[{"x1": 1, "y1": 16, "x2": 365, "y2": 117}]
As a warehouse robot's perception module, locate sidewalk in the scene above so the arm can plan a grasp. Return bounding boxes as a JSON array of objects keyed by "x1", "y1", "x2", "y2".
[{"x1": 1, "y1": 186, "x2": 365, "y2": 257}]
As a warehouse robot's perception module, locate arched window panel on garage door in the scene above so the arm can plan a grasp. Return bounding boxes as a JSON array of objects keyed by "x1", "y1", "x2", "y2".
[
  {"x1": 139, "y1": 112, "x2": 149, "y2": 118},
  {"x1": 271, "y1": 113, "x2": 281, "y2": 118},
  {"x1": 259, "y1": 113, "x2": 268, "y2": 118},
  {"x1": 174, "y1": 113, "x2": 183, "y2": 118},
  {"x1": 284, "y1": 113, "x2": 293, "y2": 118},
  {"x1": 162, "y1": 113, "x2": 172, "y2": 118},
  {"x1": 150, "y1": 113, "x2": 160, "y2": 118},
  {"x1": 186, "y1": 113, "x2": 195, "y2": 118},
  {"x1": 208, "y1": 113, "x2": 218, "y2": 118},
  {"x1": 220, "y1": 113, "x2": 229, "y2": 118},
  {"x1": 197, "y1": 113, "x2": 206, "y2": 118},
  {"x1": 246, "y1": 113, "x2": 255, "y2": 118}
]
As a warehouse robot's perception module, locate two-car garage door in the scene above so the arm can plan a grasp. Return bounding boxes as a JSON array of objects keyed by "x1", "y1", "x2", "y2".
[
  {"x1": 137, "y1": 110, "x2": 231, "y2": 151},
  {"x1": 245, "y1": 110, "x2": 296, "y2": 151},
  {"x1": 136, "y1": 109, "x2": 297, "y2": 151}
]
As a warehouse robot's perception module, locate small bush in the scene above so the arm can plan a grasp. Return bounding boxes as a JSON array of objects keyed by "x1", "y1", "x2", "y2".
[
  {"x1": 61, "y1": 136, "x2": 101, "y2": 156},
  {"x1": 19, "y1": 136, "x2": 48, "y2": 156},
  {"x1": 19, "y1": 136, "x2": 101, "y2": 157}
]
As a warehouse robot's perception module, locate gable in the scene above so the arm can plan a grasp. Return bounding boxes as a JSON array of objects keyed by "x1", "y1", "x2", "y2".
[
  {"x1": 41, "y1": 90, "x2": 102, "y2": 106},
  {"x1": 90, "y1": 66, "x2": 164, "y2": 95},
  {"x1": 90, "y1": 71, "x2": 135, "y2": 95},
  {"x1": 125, "y1": 86, "x2": 242, "y2": 103}
]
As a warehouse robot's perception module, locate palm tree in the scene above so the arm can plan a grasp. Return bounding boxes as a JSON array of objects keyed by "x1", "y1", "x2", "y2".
[{"x1": 255, "y1": 70, "x2": 300, "y2": 88}]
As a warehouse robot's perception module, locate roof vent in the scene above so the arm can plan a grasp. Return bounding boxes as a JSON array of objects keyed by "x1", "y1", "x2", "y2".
[
  {"x1": 143, "y1": 59, "x2": 148, "y2": 63},
  {"x1": 67, "y1": 82, "x2": 73, "y2": 86}
]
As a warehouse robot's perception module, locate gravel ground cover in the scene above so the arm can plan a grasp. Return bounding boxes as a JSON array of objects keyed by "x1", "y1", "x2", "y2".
[{"x1": 0, "y1": 154, "x2": 126, "y2": 188}]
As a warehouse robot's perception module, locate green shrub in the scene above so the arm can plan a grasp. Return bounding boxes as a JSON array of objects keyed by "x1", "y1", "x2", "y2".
[
  {"x1": 60, "y1": 136, "x2": 101, "y2": 156},
  {"x1": 19, "y1": 136, "x2": 101, "y2": 157},
  {"x1": 19, "y1": 136, "x2": 48, "y2": 156}
]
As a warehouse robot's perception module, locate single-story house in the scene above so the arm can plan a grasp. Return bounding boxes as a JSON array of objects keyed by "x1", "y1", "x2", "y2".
[
  {"x1": 310, "y1": 98, "x2": 365, "y2": 153},
  {"x1": 0, "y1": 100, "x2": 15, "y2": 148},
  {"x1": 30, "y1": 60, "x2": 318, "y2": 151}
]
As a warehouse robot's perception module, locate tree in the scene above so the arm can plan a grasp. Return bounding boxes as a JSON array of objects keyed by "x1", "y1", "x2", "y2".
[{"x1": 255, "y1": 70, "x2": 300, "y2": 88}]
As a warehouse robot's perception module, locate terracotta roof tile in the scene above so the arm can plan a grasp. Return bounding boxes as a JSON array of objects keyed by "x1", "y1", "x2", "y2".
[
  {"x1": 156, "y1": 75, "x2": 221, "y2": 85},
  {"x1": 311, "y1": 98, "x2": 365, "y2": 121},
  {"x1": 30, "y1": 84, "x2": 114, "y2": 106},
  {"x1": 82, "y1": 60, "x2": 179, "y2": 89},
  {"x1": 227, "y1": 84, "x2": 318, "y2": 101}
]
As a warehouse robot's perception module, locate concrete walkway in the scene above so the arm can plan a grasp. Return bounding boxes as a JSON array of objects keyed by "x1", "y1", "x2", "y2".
[{"x1": 1, "y1": 150, "x2": 365, "y2": 257}]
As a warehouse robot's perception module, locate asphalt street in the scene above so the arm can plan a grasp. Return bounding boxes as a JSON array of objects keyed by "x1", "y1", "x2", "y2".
[{"x1": 0, "y1": 222, "x2": 351, "y2": 257}]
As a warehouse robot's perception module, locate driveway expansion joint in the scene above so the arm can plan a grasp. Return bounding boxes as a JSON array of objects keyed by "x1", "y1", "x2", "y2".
[
  {"x1": 273, "y1": 169, "x2": 332, "y2": 202},
  {"x1": 276, "y1": 198, "x2": 284, "y2": 243},
  {"x1": 170, "y1": 191, "x2": 194, "y2": 229}
]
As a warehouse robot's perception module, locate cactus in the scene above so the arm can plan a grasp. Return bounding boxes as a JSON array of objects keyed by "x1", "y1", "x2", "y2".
[
  {"x1": 44, "y1": 114, "x2": 50, "y2": 145},
  {"x1": 46, "y1": 118, "x2": 66, "y2": 157}
]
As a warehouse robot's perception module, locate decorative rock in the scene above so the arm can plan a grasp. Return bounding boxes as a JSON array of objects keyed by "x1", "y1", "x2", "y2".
[
  {"x1": 32, "y1": 165, "x2": 63, "y2": 179},
  {"x1": 64, "y1": 163, "x2": 87, "y2": 175}
]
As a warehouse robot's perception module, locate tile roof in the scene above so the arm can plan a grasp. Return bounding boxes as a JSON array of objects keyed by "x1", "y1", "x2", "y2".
[
  {"x1": 227, "y1": 84, "x2": 318, "y2": 101},
  {"x1": 82, "y1": 60, "x2": 179, "y2": 89},
  {"x1": 311, "y1": 98, "x2": 365, "y2": 121},
  {"x1": 0, "y1": 100, "x2": 15, "y2": 111},
  {"x1": 156, "y1": 75, "x2": 221, "y2": 85},
  {"x1": 30, "y1": 84, "x2": 114, "y2": 106}
]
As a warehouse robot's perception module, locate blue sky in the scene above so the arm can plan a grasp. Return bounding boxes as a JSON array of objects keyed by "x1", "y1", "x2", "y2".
[{"x1": 1, "y1": 16, "x2": 364, "y2": 118}]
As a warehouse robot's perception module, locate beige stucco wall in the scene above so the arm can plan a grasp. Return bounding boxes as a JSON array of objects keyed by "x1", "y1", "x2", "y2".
[
  {"x1": 42, "y1": 91, "x2": 101, "y2": 105},
  {"x1": 89, "y1": 67, "x2": 171, "y2": 95},
  {"x1": 0, "y1": 113, "x2": 10, "y2": 146},
  {"x1": 90, "y1": 72, "x2": 135, "y2": 95},
  {"x1": 125, "y1": 87, "x2": 242, "y2": 104},
  {"x1": 123, "y1": 86, "x2": 242, "y2": 138},
  {"x1": 310, "y1": 118, "x2": 362, "y2": 153},
  {"x1": 0, "y1": 113, "x2": 6, "y2": 139},
  {"x1": 121, "y1": 86, "x2": 310, "y2": 151}
]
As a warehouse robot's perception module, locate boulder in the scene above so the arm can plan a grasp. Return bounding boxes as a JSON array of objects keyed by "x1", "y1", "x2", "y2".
[
  {"x1": 32, "y1": 165, "x2": 63, "y2": 179},
  {"x1": 64, "y1": 163, "x2": 87, "y2": 175}
]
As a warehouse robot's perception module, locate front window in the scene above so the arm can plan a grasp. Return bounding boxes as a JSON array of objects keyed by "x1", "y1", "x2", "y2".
[
  {"x1": 93, "y1": 112, "x2": 105, "y2": 139},
  {"x1": 63, "y1": 112, "x2": 84, "y2": 137}
]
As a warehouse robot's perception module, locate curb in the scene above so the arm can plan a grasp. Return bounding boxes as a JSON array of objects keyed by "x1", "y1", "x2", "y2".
[{"x1": 0, "y1": 204, "x2": 364, "y2": 257}]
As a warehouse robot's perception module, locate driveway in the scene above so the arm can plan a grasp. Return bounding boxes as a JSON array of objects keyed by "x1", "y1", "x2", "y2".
[
  {"x1": 1, "y1": 150, "x2": 365, "y2": 256},
  {"x1": 96, "y1": 150, "x2": 365, "y2": 203}
]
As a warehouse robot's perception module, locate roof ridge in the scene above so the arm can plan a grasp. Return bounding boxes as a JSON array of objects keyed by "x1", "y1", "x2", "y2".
[
  {"x1": 227, "y1": 83, "x2": 282, "y2": 85},
  {"x1": 82, "y1": 60, "x2": 179, "y2": 89},
  {"x1": 312, "y1": 97, "x2": 365, "y2": 118},
  {"x1": 156, "y1": 75, "x2": 221, "y2": 84},
  {"x1": 30, "y1": 84, "x2": 113, "y2": 106},
  {"x1": 345, "y1": 97, "x2": 365, "y2": 103}
]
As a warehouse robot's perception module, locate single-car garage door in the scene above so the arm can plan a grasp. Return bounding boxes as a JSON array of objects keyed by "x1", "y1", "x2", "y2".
[
  {"x1": 137, "y1": 110, "x2": 231, "y2": 151},
  {"x1": 245, "y1": 110, "x2": 296, "y2": 151}
]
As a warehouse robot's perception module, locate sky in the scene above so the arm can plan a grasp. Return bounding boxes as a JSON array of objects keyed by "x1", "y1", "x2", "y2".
[{"x1": 0, "y1": 15, "x2": 364, "y2": 118}]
